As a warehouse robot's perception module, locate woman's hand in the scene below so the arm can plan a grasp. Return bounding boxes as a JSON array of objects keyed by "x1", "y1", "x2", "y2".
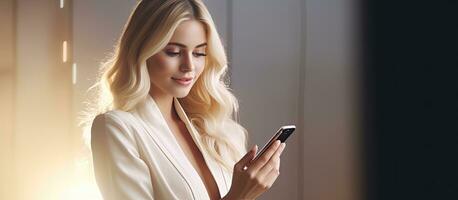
[{"x1": 223, "y1": 140, "x2": 286, "y2": 200}]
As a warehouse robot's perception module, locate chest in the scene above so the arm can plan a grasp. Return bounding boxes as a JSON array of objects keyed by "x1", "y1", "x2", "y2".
[{"x1": 167, "y1": 120, "x2": 222, "y2": 200}]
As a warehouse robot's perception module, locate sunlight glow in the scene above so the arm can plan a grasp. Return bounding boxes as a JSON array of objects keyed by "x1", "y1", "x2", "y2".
[
  {"x1": 59, "y1": 182, "x2": 102, "y2": 200},
  {"x1": 72, "y1": 63, "x2": 77, "y2": 85},
  {"x1": 57, "y1": 156, "x2": 102, "y2": 200},
  {"x1": 62, "y1": 41, "x2": 67, "y2": 63}
]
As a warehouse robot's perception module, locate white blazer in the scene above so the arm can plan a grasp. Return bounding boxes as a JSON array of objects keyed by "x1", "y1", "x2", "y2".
[{"x1": 91, "y1": 95, "x2": 236, "y2": 200}]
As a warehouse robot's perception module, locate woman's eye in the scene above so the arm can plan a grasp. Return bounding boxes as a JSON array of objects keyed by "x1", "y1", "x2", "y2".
[
  {"x1": 164, "y1": 50, "x2": 206, "y2": 57},
  {"x1": 193, "y1": 52, "x2": 207, "y2": 57},
  {"x1": 165, "y1": 51, "x2": 180, "y2": 57}
]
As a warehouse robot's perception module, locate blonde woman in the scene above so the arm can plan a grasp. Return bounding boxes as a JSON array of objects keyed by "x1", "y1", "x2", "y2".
[{"x1": 89, "y1": 0, "x2": 287, "y2": 199}]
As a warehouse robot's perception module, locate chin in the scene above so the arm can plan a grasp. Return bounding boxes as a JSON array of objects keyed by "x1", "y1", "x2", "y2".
[
  {"x1": 173, "y1": 90, "x2": 191, "y2": 98},
  {"x1": 175, "y1": 94, "x2": 189, "y2": 98}
]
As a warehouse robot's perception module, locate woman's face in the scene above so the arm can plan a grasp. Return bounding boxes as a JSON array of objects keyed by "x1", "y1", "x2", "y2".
[{"x1": 147, "y1": 20, "x2": 207, "y2": 99}]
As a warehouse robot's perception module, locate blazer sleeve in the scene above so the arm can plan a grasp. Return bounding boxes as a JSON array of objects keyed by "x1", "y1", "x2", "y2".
[{"x1": 91, "y1": 113, "x2": 154, "y2": 200}]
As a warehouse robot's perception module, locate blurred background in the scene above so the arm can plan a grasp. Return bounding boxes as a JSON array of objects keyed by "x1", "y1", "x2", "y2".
[{"x1": 0, "y1": 0, "x2": 456, "y2": 200}]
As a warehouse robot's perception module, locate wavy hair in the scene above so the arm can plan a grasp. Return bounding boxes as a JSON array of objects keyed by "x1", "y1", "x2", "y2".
[{"x1": 83, "y1": 0, "x2": 248, "y2": 172}]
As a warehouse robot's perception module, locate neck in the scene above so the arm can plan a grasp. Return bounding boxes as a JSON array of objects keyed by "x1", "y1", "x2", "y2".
[{"x1": 148, "y1": 92, "x2": 180, "y2": 122}]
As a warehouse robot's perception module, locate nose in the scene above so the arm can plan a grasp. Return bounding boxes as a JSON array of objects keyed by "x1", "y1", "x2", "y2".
[{"x1": 180, "y1": 52, "x2": 194, "y2": 72}]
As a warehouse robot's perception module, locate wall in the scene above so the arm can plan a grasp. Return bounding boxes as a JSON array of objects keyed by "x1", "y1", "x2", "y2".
[
  {"x1": 230, "y1": 0, "x2": 302, "y2": 199},
  {"x1": 0, "y1": 0, "x2": 15, "y2": 199},
  {"x1": 13, "y1": 0, "x2": 73, "y2": 199},
  {"x1": 302, "y1": 0, "x2": 360, "y2": 199}
]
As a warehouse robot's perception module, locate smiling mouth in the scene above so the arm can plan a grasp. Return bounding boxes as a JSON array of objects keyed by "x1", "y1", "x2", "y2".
[{"x1": 171, "y1": 77, "x2": 193, "y2": 85}]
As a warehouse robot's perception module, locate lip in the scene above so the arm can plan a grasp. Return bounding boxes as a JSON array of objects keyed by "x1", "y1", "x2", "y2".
[
  {"x1": 172, "y1": 77, "x2": 193, "y2": 81},
  {"x1": 171, "y1": 77, "x2": 193, "y2": 86}
]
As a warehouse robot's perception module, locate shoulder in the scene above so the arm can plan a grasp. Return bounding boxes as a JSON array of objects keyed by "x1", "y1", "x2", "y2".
[
  {"x1": 91, "y1": 110, "x2": 137, "y2": 138},
  {"x1": 93, "y1": 110, "x2": 133, "y2": 123}
]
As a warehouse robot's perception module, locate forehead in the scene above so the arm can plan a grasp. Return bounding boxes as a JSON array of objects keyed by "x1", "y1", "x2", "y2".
[{"x1": 168, "y1": 20, "x2": 207, "y2": 48}]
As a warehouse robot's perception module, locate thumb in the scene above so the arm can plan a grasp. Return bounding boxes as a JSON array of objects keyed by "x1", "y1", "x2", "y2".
[{"x1": 236, "y1": 145, "x2": 257, "y2": 171}]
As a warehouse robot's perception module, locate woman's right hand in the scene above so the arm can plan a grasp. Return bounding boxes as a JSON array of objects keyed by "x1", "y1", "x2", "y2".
[{"x1": 223, "y1": 140, "x2": 286, "y2": 200}]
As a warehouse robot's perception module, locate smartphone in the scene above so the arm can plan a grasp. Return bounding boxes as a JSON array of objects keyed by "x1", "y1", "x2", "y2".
[{"x1": 253, "y1": 125, "x2": 296, "y2": 161}]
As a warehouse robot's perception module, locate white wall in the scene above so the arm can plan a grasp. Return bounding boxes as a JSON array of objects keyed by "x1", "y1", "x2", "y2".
[
  {"x1": 302, "y1": 0, "x2": 360, "y2": 199},
  {"x1": 230, "y1": 0, "x2": 302, "y2": 199}
]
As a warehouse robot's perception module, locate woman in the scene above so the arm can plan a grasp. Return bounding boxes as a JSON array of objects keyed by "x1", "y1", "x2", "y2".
[{"x1": 89, "y1": 0, "x2": 286, "y2": 199}]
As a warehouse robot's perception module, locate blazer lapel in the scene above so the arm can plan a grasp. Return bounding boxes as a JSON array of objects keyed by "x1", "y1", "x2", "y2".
[{"x1": 173, "y1": 97, "x2": 229, "y2": 197}]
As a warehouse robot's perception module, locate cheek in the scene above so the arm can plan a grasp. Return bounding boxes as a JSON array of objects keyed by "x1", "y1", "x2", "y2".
[
  {"x1": 195, "y1": 59, "x2": 206, "y2": 77},
  {"x1": 148, "y1": 55, "x2": 178, "y2": 77}
]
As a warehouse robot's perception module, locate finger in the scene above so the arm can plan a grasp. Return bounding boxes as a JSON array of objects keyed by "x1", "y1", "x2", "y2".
[
  {"x1": 235, "y1": 145, "x2": 258, "y2": 171},
  {"x1": 275, "y1": 143, "x2": 286, "y2": 169},
  {"x1": 257, "y1": 143, "x2": 285, "y2": 177},
  {"x1": 279, "y1": 142, "x2": 286, "y2": 156},
  {"x1": 276, "y1": 156, "x2": 281, "y2": 170},
  {"x1": 276, "y1": 143, "x2": 286, "y2": 169},
  {"x1": 247, "y1": 140, "x2": 281, "y2": 173},
  {"x1": 261, "y1": 166, "x2": 281, "y2": 189}
]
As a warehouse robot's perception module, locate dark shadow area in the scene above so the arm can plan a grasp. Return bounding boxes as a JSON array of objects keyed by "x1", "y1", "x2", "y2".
[{"x1": 361, "y1": 1, "x2": 458, "y2": 200}]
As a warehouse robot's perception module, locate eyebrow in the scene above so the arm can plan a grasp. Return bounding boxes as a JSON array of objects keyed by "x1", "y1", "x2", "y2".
[{"x1": 167, "y1": 42, "x2": 207, "y2": 49}]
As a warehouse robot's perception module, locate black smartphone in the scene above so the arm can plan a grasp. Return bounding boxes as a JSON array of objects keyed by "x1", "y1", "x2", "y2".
[{"x1": 253, "y1": 125, "x2": 296, "y2": 161}]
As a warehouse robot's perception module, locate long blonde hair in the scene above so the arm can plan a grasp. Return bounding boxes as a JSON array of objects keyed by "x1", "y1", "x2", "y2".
[{"x1": 84, "y1": 0, "x2": 248, "y2": 172}]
